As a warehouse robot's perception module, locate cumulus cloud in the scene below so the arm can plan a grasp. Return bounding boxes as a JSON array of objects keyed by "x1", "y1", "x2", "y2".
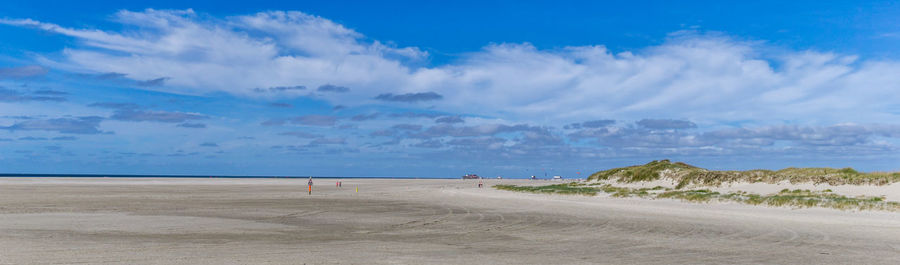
[
  {"x1": 1, "y1": 116, "x2": 104, "y2": 134},
  {"x1": 446, "y1": 137, "x2": 506, "y2": 147},
  {"x1": 5, "y1": 9, "x2": 900, "y2": 169},
  {"x1": 4, "y1": 10, "x2": 900, "y2": 127},
  {"x1": 76, "y1": 72, "x2": 128, "y2": 80},
  {"x1": 699, "y1": 124, "x2": 900, "y2": 147},
  {"x1": 565, "y1": 119, "x2": 615, "y2": 129},
  {"x1": 413, "y1": 139, "x2": 443, "y2": 148},
  {"x1": 412, "y1": 123, "x2": 548, "y2": 138},
  {"x1": 309, "y1": 137, "x2": 346, "y2": 145},
  {"x1": 374, "y1": 92, "x2": 443, "y2": 102},
  {"x1": 368, "y1": 123, "x2": 554, "y2": 154},
  {"x1": 350, "y1": 113, "x2": 379, "y2": 121},
  {"x1": 90, "y1": 100, "x2": 207, "y2": 125},
  {"x1": 8, "y1": 9, "x2": 897, "y2": 127},
  {"x1": 389, "y1": 112, "x2": 442, "y2": 119},
  {"x1": 136, "y1": 77, "x2": 168, "y2": 87},
  {"x1": 391, "y1": 124, "x2": 422, "y2": 131},
  {"x1": 564, "y1": 123, "x2": 900, "y2": 155},
  {"x1": 263, "y1": 114, "x2": 337, "y2": 126},
  {"x1": 110, "y1": 109, "x2": 207, "y2": 123},
  {"x1": 435, "y1": 116, "x2": 464, "y2": 124},
  {"x1": 89, "y1": 101, "x2": 206, "y2": 123},
  {"x1": 636, "y1": 119, "x2": 697, "y2": 130},
  {"x1": 1, "y1": 87, "x2": 66, "y2": 102},
  {"x1": 253, "y1": 85, "x2": 306, "y2": 93},
  {"x1": 268, "y1": 102, "x2": 293, "y2": 108},
  {"x1": 177, "y1": 122, "x2": 206, "y2": 128},
  {"x1": 582, "y1": 120, "x2": 616, "y2": 128},
  {"x1": 0, "y1": 65, "x2": 48, "y2": 79},
  {"x1": 0, "y1": 10, "x2": 425, "y2": 97},
  {"x1": 317, "y1": 84, "x2": 349, "y2": 93},
  {"x1": 369, "y1": 129, "x2": 396, "y2": 137},
  {"x1": 88, "y1": 102, "x2": 141, "y2": 110}
]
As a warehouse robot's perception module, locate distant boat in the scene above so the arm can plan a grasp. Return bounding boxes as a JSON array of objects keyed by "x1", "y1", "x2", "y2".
[
  {"x1": 552, "y1": 175, "x2": 563, "y2": 180},
  {"x1": 462, "y1": 174, "x2": 481, "y2": 179}
]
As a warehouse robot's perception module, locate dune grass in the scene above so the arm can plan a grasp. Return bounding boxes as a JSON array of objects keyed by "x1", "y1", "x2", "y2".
[
  {"x1": 498, "y1": 160, "x2": 899, "y2": 211},
  {"x1": 494, "y1": 183, "x2": 598, "y2": 196},
  {"x1": 588, "y1": 160, "x2": 900, "y2": 187},
  {"x1": 595, "y1": 184, "x2": 669, "y2": 198},
  {"x1": 494, "y1": 183, "x2": 899, "y2": 211},
  {"x1": 657, "y1": 188, "x2": 899, "y2": 211}
]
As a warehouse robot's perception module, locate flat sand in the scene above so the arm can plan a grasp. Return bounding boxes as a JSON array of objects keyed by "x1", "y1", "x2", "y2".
[{"x1": 1, "y1": 178, "x2": 898, "y2": 264}]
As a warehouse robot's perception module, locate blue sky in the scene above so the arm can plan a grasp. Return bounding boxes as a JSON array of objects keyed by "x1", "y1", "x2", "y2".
[{"x1": 1, "y1": 1, "x2": 900, "y2": 177}]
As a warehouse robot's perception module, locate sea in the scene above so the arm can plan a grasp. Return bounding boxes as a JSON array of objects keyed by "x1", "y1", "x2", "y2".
[{"x1": 0, "y1": 173, "x2": 457, "y2": 179}]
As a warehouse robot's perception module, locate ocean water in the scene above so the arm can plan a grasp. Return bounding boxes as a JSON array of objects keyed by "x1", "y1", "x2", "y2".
[{"x1": 0, "y1": 173, "x2": 456, "y2": 179}]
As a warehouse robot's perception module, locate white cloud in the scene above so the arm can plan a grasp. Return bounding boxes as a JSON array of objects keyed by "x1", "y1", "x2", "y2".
[
  {"x1": 425, "y1": 36, "x2": 899, "y2": 126},
  {"x1": 1, "y1": 9, "x2": 422, "y2": 100},
  {"x1": 4, "y1": 9, "x2": 900, "y2": 127}
]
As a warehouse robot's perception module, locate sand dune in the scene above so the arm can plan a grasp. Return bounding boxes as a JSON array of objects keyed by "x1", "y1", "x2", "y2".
[
  {"x1": 1, "y1": 178, "x2": 898, "y2": 264},
  {"x1": 591, "y1": 179, "x2": 900, "y2": 202}
]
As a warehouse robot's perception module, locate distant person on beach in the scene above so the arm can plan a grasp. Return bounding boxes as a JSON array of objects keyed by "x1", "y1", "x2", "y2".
[{"x1": 308, "y1": 177, "x2": 313, "y2": 195}]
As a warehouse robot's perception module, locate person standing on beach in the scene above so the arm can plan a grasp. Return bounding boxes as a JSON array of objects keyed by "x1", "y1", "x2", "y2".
[{"x1": 308, "y1": 177, "x2": 313, "y2": 195}]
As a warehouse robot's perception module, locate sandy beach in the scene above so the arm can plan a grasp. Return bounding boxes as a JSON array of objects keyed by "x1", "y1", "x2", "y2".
[{"x1": 1, "y1": 178, "x2": 898, "y2": 264}]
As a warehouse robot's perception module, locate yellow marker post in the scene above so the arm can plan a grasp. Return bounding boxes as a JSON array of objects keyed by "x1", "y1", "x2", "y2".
[{"x1": 356, "y1": 186, "x2": 358, "y2": 193}]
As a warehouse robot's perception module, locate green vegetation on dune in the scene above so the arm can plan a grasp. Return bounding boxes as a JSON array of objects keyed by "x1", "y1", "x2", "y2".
[
  {"x1": 496, "y1": 160, "x2": 900, "y2": 211},
  {"x1": 494, "y1": 183, "x2": 598, "y2": 196},
  {"x1": 657, "y1": 188, "x2": 899, "y2": 211},
  {"x1": 494, "y1": 183, "x2": 899, "y2": 211},
  {"x1": 589, "y1": 159, "x2": 699, "y2": 183},
  {"x1": 588, "y1": 160, "x2": 900, "y2": 187},
  {"x1": 595, "y1": 184, "x2": 669, "y2": 198}
]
